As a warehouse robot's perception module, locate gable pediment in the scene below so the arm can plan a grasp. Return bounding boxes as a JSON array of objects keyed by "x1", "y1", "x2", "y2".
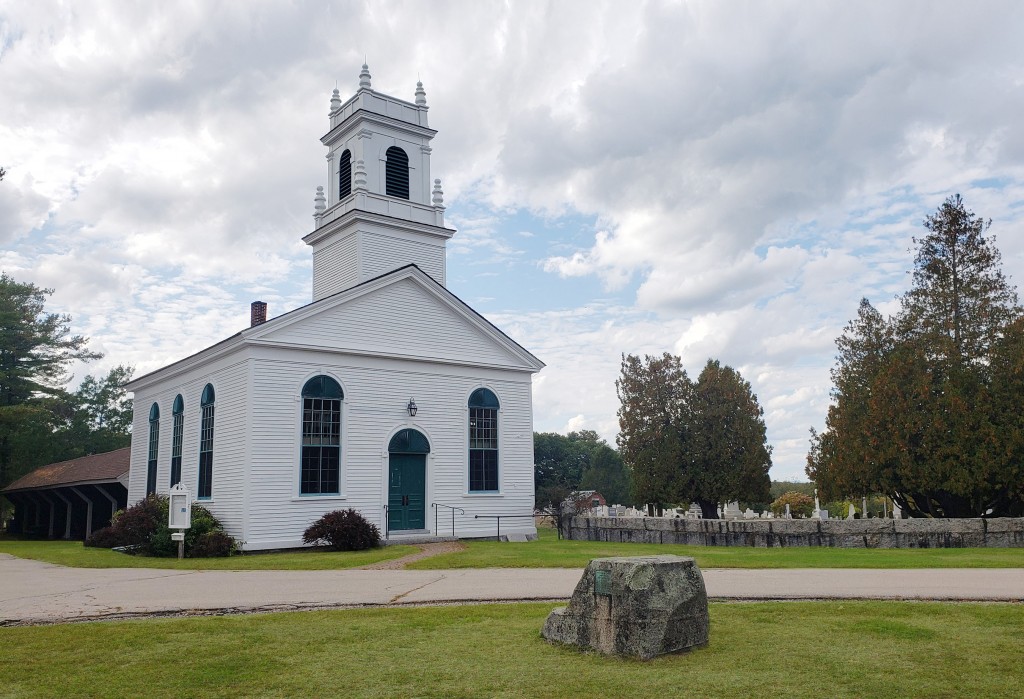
[{"x1": 249, "y1": 269, "x2": 541, "y2": 371}]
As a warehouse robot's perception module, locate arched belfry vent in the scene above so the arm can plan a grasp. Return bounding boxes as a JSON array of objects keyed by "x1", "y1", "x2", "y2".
[
  {"x1": 338, "y1": 149, "x2": 352, "y2": 200},
  {"x1": 389, "y1": 428, "x2": 430, "y2": 454},
  {"x1": 385, "y1": 146, "x2": 410, "y2": 199}
]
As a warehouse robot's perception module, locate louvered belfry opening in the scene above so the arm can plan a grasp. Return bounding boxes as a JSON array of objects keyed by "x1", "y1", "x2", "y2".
[
  {"x1": 385, "y1": 146, "x2": 409, "y2": 199},
  {"x1": 338, "y1": 149, "x2": 352, "y2": 199}
]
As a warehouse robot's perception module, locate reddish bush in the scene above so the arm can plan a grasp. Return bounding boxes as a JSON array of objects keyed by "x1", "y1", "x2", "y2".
[
  {"x1": 189, "y1": 531, "x2": 236, "y2": 558},
  {"x1": 92, "y1": 494, "x2": 238, "y2": 557},
  {"x1": 771, "y1": 491, "x2": 815, "y2": 518},
  {"x1": 303, "y1": 509, "x2": 381, "y2": 551},
  {"x1": 84, "y1": 526, "x2": 126, "y2": 549},
  {"x1": 110, "y1": 494, "x2": 165, "y2": 549}
]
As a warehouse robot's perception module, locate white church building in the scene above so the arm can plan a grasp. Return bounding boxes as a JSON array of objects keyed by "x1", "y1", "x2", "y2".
[{"x1": 125, "y1": 65, "x2": 544, "y2": 550}]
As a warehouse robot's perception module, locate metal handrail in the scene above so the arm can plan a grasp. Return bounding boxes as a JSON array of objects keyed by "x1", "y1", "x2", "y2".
[
  {"x1": 474, "y1": 513, "x2": 536, "y2": 541},
  {"x1": 431, "y1": 503, "x2": 465, "y2": 538},
  {"x1": 383, "y1": 504, "x2": 389, "y2": 540}
]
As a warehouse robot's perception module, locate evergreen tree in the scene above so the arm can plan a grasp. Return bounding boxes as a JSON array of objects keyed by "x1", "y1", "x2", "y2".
[
  {"x1": 616, "y1": 353, "x2": 688, "y2": 515},
  {"x1": 0, "y1": 273, "x2": 102, "y2": 487},
  {"x1": 808, "y1": 196, "x2": 1024, "y2": 517},
  {"x1": 684, "y1": 359, "x2": 772, "y2": 518}
]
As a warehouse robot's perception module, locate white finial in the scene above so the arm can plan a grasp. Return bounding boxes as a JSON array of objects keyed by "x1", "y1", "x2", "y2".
[
  {"x1": 415, "y1": 80, "x2": 427, "y2": 106},
  {"x1": 314, "y1": 186, "x2": 326, "y2": 215},
  {"x1": 431, "y1": 178, "x2": 444, "y2": 206},
  {"x1": 330, "y1": 88, "x2": 341, "y2": 112},
  {"x1": 359, "y1": 63, "x2": 371, "y2": 89},
  {"x1": 353, "y1": 159, "x2": 368, "y2": 190}
]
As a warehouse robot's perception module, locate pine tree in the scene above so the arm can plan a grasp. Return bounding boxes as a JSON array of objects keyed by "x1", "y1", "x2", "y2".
[{"x1": 0, "y1": 273, "x2": 102, "y2": 486}]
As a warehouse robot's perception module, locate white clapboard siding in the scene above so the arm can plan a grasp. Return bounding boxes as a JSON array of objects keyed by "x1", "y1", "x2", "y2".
[
  {"x1": 260, "y1": 277, "x2": 524, "y2": 368},
  {"x1": 127, "y1": 356, "x2": 251, "y2": 540},
  {"x1": 360, "y1": 232, "x2": 444, "y2": 284},
  {"x1": 126, "y1": 271, "x2": 540, "y2": 550},
  {"x1": 244, "y1": 352, "x2": 536, "y2": 548},
  {"x1": 312, "y1": 233, "x2": 358, "y2": 301}
]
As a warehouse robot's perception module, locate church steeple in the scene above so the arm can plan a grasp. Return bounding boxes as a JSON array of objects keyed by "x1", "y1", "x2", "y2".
[{"x1": 303, "y1": 65, "x2": 455, "y2": 301}]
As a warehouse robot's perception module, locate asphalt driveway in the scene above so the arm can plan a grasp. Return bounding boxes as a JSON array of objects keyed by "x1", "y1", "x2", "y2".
[{"x1": 2, "y1": 553, "x2": 1022, "y2": 626}]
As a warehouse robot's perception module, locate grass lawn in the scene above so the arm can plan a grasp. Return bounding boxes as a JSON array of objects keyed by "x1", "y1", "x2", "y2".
[
  {"x1": 0, "y1": 537, "x2": 415, "y2": 570},
  {"x1": 408, "y1": 526, "x2": 1024, "y2": 569},
  {"x1": 3, "y1": 528, "x2": 1022, "y2": 570},
  {"x1": 1, "y1": 601, "x2": 1020, "y2": 698}
]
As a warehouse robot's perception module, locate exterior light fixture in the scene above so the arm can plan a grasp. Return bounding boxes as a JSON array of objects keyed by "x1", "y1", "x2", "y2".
[{"x1": 407, "y1": 398, "x2": 418, "y2": 417}]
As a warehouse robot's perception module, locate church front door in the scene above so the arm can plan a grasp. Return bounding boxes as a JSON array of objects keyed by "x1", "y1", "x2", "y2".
[{"x1": 388, "y1": 453, "x2": 426, "y2": 531}]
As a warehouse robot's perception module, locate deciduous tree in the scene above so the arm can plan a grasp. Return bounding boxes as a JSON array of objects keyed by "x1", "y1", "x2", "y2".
[
  {"x1": 533, "y1": 430, "x2": 603, "y2": 494},
  {"x1": 579, "y1": 443, "x2": 631, "y2": 506}
]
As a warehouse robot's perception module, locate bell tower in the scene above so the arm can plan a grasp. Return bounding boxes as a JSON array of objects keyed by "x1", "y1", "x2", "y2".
[{"x1": 304, "y1": 64, "x2": 455, "y2": 300}]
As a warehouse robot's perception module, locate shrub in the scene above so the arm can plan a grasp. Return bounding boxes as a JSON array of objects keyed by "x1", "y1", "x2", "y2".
[
  {"x1": 303, "y1": 509, "x2": 381, "y2": 551},
  {"x1": 770, "y1": 491, "x2": 815, "y2": 518},
  {"x1": 148, "y1": 501, "x2": 235, "y2": 557},
  {"x1": 110, "y1": 495, "x2": 165, "y2": 549},
  {"x1": 84, "y1": 526, "x2": 126, "y2": 549},
  {"x1": 189, "y1": 531, "x2": 237, "y2": 558},
  {"x1": 94, "y1": 495, "x2": 238, "y2": 557}
]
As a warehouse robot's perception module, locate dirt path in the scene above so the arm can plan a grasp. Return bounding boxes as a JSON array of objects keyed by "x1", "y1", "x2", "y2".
[{"x1": 359, "y1": 541, "x2": 467, "y2": 570}]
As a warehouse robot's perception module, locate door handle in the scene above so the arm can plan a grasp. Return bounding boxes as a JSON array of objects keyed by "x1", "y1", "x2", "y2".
[{"x1": 402, "y1": 495, "x2": 409, "y2": 506}]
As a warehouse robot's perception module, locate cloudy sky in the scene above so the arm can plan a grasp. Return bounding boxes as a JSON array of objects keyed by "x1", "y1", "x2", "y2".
[{"x1": 2, "y1": 1, "x2": 1024, "y2": 481}]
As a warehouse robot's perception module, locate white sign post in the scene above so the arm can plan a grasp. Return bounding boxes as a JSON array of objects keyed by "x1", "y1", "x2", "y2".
[{"x1": 168, "y1": 483, "x2": 192, "y2": 560}]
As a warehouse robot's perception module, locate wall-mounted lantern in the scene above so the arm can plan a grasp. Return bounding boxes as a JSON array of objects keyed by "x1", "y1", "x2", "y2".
[{"x1": 407, "y1": 398, "x2": 418, "y2": 417}]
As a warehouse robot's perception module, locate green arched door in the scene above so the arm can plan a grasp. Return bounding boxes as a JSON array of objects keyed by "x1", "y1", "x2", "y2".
[{"x1": 388, "y1": 429, "x2": 429, "y2": 531}]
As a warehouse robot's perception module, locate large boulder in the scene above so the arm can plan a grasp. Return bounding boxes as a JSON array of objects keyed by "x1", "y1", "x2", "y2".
[{"x1": 541, "y1": 555, "x2": 709, "y2": 660}]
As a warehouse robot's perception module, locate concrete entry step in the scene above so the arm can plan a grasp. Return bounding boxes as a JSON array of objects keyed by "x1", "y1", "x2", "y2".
[{"x1": 383, "y1": 532, "x2": 459, "y2": 546}]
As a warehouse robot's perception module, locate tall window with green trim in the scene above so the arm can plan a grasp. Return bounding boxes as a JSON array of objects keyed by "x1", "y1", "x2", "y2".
[
  {"x1": 146, "y1": 403, "x2": 159, "y2": 496},
  {"x1": 300, "y1": 376, "x2": 343, "y2": 495},
  {"x1": 468, "y1": 388, "x2": 499, "y2": 492},
  {"x1": 170, "y1": 394, "x2": 183, "y2": 487},
  {"x1": 198, "y1": 384, "x2": 215, "y2": 500}
]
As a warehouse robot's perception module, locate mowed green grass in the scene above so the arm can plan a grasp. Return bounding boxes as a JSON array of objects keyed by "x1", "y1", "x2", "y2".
[
  {"x1": 408, "y1": 526, "x2": 1024, "y2": 569},
  {"x1": 1, "y1": 602, "x2": 1021, "y2": 698},
  {"x1": 0, "y1": 537, "x2": 415, "y2": 570},
  {"x1": 3, "y1": 528, "x2": 1023, "y2": 569}
]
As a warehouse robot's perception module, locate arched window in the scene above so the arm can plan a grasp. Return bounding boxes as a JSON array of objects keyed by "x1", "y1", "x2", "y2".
[
  {"x1": 300, "y1": 376, "x2": 343, "y2": 495},
  {"x1": 338, "y1": 148, "x2": 352, "y2": 200},
  {"x1": 198, "y1": 384, "x2": 215, "y2": 500},
  {"x1": 170, "y1": 395, "x2": 184, "y2": 487},
  {"x1": 385, "y1": 146, "x2": 409, "y2": 199},
  {"x1": 389, "y1": 428, "x2": 431, "y2": 454},
  {"x1": 146, "y1": 403, "x2": 159, "y2": 496},
  {"x1": 468, "y1": 388, "x2": 499, "y2": 492}
]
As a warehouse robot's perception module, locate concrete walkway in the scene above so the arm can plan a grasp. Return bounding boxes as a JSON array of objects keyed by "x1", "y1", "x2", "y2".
[{"x1": 1, "y1": 553, "x2": 1022, "y2": 626}]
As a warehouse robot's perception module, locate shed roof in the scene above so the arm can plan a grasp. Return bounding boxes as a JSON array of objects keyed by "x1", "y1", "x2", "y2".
[{"x1": 1, "y1": 448, "x2": 130, "y2": 493}]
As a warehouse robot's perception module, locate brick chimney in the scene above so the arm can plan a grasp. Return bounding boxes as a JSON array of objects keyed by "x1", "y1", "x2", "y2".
[{"x1": 250, "y1": 301, "x2": 268, "y2": 327}]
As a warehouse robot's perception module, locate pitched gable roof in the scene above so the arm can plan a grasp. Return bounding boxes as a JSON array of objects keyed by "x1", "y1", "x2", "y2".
[
  {"x1": 2, "y1": 448, "x2": 130, "y2": 493},
  {"x1": 128, "y1": 264, "x2": 543, "y2": 391}
]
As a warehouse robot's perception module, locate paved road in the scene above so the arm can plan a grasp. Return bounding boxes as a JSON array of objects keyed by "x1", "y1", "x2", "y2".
[{"x1": 2, "y1": 553, "x2": 1022, "y2": 626}]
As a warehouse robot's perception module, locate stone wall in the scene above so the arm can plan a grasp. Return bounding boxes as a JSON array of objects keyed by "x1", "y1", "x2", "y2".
[{"x1": 562, "y1": 515, "x2": 1024, "y2": 548}]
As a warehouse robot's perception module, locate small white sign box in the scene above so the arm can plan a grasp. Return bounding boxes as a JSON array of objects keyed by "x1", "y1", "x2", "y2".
[{"x1": 169, "y1": 484, "x2": 192, "y2": 530}]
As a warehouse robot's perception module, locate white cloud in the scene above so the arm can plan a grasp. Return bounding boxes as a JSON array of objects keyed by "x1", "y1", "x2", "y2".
[{"x1": 3, "y1": 1, "x2": 1024, "y2": 483}]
